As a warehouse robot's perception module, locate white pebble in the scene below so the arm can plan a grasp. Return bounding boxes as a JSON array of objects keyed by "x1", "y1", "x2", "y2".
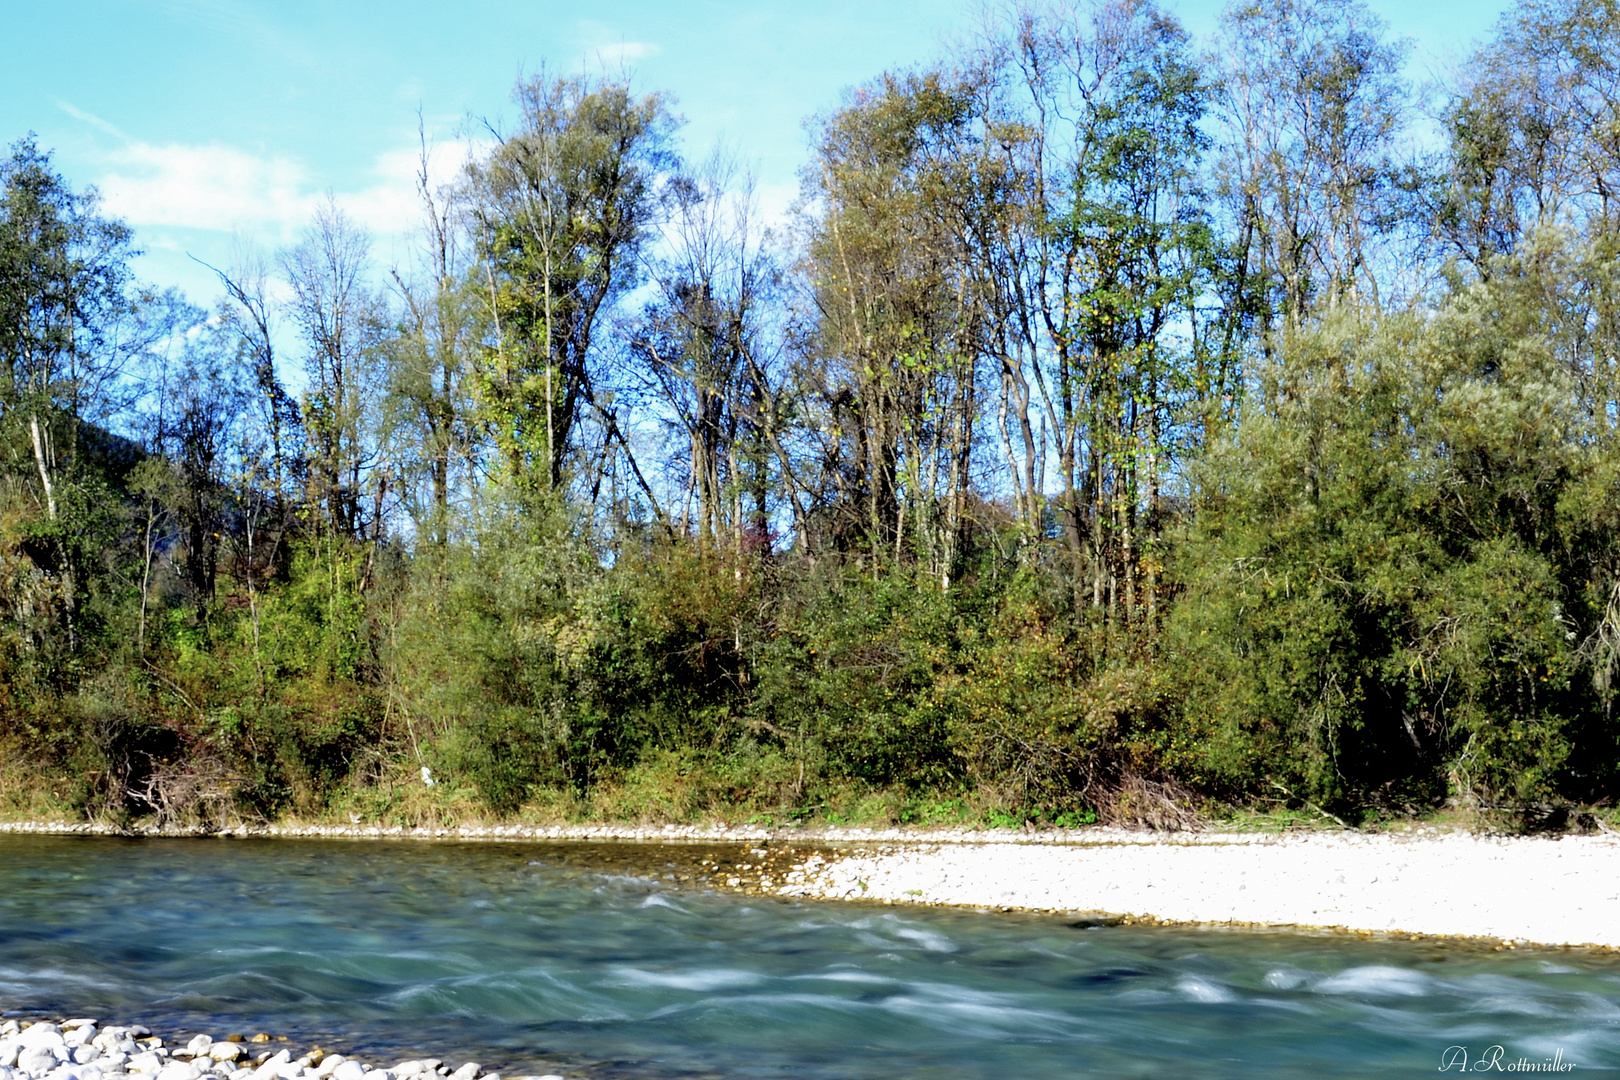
[{"x1": 18, "y1": 1048, "x2": 62, "y2": 1075}]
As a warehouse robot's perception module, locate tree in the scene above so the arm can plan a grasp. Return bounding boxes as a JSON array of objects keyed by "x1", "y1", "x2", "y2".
[
  {"x1": 0, "y1": 136, "x2": 167, "y2": 646},
  {"x1": 469, "y1": 71, "x2": 679, "y2": 495},
  {"x1": 0, "y1": 138, "x2": 140, "y2": 515},
  {"x1": 999, "y1": 0, "x2": 1220, "y2": 618},
  {"x1": 282, "y1": 200, "x2": 384, "y2": 542},
  {"x1": 1169, "y1": 290, "x2": 1616, "y2": 808},
  {"x1": 632, "y1": 151, "x2": 781, "y2": 552},
  {"x1": 804, "y1": 67, "x2": 999, "y2": 581},
  {"x1": 387, "y1": 130, "x2": 483, "y2": 548},
  {"x1": 1212, "y1": 0, "x2": 1412, "y2": 326},
  {"x1": 1435, "y1": 0, "x2": 1620, "y2": 274}
]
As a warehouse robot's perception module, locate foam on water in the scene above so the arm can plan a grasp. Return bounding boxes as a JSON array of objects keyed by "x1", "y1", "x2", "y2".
[
  {"x1": 606, "y1": 967, "x2": 767, "y2": 992},
  {"x1": 1174, "y1": 976, "x2": 1237, "y2": 1004},
  {"x1": 1264, "y1": 967, "x2": 1308, "y2": 990},
  {"x1": 635, "y1": 894, "x2": 686, "y2": 912},
  {"x1": 890, "y1": 926, "x2": 957, "y2": 952},
  {"x1": 1311, "y1": 965, "x2": 1432, "y2": 997}
]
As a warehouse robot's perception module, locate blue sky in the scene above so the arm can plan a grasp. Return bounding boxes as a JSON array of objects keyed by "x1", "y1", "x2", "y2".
[{"x1": 1, "y1": 0, "x2": 1515, "y2": 306}]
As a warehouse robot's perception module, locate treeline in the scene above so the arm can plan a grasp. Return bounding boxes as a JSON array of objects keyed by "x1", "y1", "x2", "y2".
[{"x1": 6, "y1": 0, "x2": 1620, "y2": 829}]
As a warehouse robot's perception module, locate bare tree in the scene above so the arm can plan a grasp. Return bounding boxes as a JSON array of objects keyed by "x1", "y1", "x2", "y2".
[
  {"x1": 282, "y1": 199, "x2": 384, "y2": 542},
  {"x1": 632, "y1": 150, "x2": 784, "y2": 553},
  {"x1": 388, "y1": 126, "x2": 483, "y2": 547},
  {"x1": 1212, "y1": 0, "x2": 1412, "y2": 326}
]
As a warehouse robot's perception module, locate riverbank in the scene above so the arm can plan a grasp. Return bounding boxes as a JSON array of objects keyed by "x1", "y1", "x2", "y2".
[{"x1": 5, "y1": 819, "x2": 1618, "y2": 950}]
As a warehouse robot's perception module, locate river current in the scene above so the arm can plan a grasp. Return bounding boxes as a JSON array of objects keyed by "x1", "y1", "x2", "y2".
[{"x1": 0, "y1": 835, "x2": 1615, "y2": 1078}]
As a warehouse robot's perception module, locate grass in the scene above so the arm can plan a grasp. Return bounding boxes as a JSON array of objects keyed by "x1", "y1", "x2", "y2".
[{"x1": 1, "y1": 739, "x2": 1611, "y2": 837}]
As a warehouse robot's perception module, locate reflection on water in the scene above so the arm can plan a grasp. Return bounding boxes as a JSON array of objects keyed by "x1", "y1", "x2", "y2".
[{"x1": 0, "y1": 835, "x2": 1617, "y2": 1079}]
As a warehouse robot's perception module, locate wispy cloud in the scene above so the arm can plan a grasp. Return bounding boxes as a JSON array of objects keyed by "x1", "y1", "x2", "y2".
[
  {"x1": 594, "y1": 40, "x2": 662, "y2": 65},
  {"x1": 56, "y1": 101, "x2": 130, "y2": 141},
  {"x1": 58, "y1": 102, "x2": 479, "y2": 252},
  {"x1": 575, "y1": 20, "x2": 662, "y2": 70},
  {"x1": 144, "y1": 0, "x2": 320, "y2": 70}
]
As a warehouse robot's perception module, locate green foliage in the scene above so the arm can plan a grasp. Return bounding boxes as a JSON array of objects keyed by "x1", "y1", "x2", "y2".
[
  {"x1": 750, "y1": 565, "x2": 959, "y2": 787},
  {"x1": 1167, "y1": 288, "x2": 1618, "y2": 811}
]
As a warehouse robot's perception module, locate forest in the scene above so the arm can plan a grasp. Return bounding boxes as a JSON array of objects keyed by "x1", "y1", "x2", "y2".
[{"x1": 4, "y1": 0, "x2": 1620, "y2": 831}]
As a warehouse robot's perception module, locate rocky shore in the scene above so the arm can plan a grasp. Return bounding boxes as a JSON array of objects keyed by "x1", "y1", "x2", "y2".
[{"x1": 0, "y1": 1019, "x2": 563, "y2": 1080}]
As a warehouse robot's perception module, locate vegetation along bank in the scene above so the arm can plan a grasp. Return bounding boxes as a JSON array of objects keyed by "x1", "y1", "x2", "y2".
[{"x1": 6, "y1": 0, "x2": 1620, "y2": 835}]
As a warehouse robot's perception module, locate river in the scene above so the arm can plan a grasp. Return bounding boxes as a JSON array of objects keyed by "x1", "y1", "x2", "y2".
[{"x1": 0, "y1": 835, "x2": 1614, "y2": 1078}]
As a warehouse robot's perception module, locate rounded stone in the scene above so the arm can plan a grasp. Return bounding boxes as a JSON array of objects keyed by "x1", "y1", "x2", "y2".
[
  {"x1": 18, "y1": 1047, "x2": 61, "y2": 1075},
  {"x1": 126, "y1": 1051, "x2": 163, "y2": 1074}
]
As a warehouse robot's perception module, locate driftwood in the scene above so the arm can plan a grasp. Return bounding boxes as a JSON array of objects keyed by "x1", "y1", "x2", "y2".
[{"x1": 130, "y1": 756, "x2": 243, "y2": 831}]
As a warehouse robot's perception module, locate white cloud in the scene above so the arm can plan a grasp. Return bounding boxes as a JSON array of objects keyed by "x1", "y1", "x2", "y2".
[
  {"x1": 60, "y1": 101, "x2": 489, "y2": 258},
  {"x1": 341, "y1": 141, "x2": 476, "y2": 236},
  {"x1": 752, "y1": 180, "x2": 800, "y2": 232},
  {"x1": 97, "y1": 140, "x2": 318, "y2": 238}
]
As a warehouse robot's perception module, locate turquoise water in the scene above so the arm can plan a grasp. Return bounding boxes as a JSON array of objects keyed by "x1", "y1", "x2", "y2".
[{"x1": 0, "y1": 835, "x2": 1616, "y2": 1078}]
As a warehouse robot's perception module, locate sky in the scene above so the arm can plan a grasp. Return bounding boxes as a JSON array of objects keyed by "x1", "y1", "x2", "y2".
[{"x1": 1, "y1": 0, "x2": 1518, "y2": 308}]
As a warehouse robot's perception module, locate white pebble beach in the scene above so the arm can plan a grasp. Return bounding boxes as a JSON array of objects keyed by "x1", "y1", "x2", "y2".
[{"x1": 773, "y1": 828, "x2": 1620, "y2": 949}]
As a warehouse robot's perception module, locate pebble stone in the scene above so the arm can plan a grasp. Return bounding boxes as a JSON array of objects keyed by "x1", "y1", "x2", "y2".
[{"x1": 0, "y1": 1017, "x2": 577, "y2": 1080}]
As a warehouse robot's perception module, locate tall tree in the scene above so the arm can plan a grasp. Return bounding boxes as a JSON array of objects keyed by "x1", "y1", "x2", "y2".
[
  {"x1": 0, "y1": 138, "x2": 140, "y2": 523},
  {"x1": 1001, "y1": 0, "x2": 1220, "y2": 618},
  {"x1": 804, "y1": 68, "x2": 998, "y2": 581},
  {"x1": 470, "y1": 72, "x2": 678, "y2": 495},
  {"x1": 388, "y1": 132, "x2": 483, "y2": 548},
  {"x1": 1436, "y1": 0, "x2": 1620, "y2": 273},
  {"x1": 282, "y1": 200, "x2": 384, "y2": 542},
  {"x1": 632, "y1": 152, "x2": 781, "y2": 552},
  {"x1": 1212, "y1": 0, "x2": 1411, "y2": 327},
  {"x1": 0, "y1": 137, "x2": 165, "y2": 644}
]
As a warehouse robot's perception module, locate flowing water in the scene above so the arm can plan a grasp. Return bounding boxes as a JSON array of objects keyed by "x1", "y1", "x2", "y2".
[{"x1": 0, "y1": 834, "x2": 1615, "y2": 1078}]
